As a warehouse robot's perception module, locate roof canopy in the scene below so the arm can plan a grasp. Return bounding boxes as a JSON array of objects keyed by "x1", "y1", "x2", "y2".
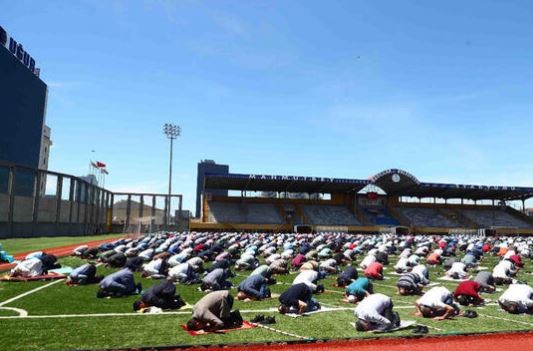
[
  {"x1": 204, "y1": 169, "x2": 533, "y2": 201},
  {"x1": 204, "y1": 173, "x2": 370, "y2": 194}
]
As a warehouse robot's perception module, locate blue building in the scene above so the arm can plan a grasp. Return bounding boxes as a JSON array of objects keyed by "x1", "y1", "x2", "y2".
[{"x1": 0, "y1": 25, "x2": 48, "y2": 196}]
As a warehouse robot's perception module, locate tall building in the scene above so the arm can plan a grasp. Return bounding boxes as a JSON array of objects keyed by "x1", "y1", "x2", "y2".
[
  {"x1": 1, "y1": 25, "x2": 49, "y2": 197},
  {"x1": 196, "y1": 160, "x2": 229, "y2": 217},
  {"x1": 0, "y1": 25, "x2": 48, "y2": 169}
]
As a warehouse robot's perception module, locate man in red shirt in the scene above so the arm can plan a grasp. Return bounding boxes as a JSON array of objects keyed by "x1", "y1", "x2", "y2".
[
  {"x1": 509, "y1": 255, "x2": 524, "y2": 268},
  {"x1": 364, "y1": 262, "x2": 383, "y2": 280},
  {"x1": 454, "y1": 280, "x2": 484, "y2": 306}
]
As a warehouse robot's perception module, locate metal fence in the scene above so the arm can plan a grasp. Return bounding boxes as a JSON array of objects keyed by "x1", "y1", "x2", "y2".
[{"x1": 0, "y1": 161, "x2": 184, "y2": 238}]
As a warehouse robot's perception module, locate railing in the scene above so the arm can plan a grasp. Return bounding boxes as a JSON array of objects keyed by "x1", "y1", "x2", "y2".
[{"x1": 0, "y1": 161, "x2": 184, "y2": 238}]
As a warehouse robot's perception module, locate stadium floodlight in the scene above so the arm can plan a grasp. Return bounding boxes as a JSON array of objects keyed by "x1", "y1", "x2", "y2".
[{"x1": 163, "y1": 123, "x2": 181, "y2": 228}]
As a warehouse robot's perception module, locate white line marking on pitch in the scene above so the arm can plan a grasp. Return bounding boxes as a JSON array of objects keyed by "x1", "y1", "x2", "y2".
[
  {"x1": 0, "y1": 308, "x2": 281, "y2": 319},
  {"x1": 0, "y1": 306, "x2": 28, "y2": 317},
  {"x1": 253, "y1": 322, "x2": 311, "y2": 340},
  {"x1": 0, "y1": 279, "x2": 65, "y2": 307},
  {"x1": 478, "y1": 313, "x2": 533, "y2": 327}
]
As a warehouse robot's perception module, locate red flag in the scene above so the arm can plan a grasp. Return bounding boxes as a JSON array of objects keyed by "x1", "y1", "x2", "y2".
[{"x1": 96, "y1": 161, "x2": 106, "y2": 168}]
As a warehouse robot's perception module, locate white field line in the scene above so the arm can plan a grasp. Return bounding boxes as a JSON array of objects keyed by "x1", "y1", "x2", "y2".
[
  {"x1": 253, "y1": 322, "x2": 311, "y2": 340},
  {"x1": 0, "y1": 308, "x2": 282, "y2": 319},
  {"x1": 478, "y1": 312, "x2": 533, "y2": 327},
  {"x1": 0, "y1": 306, "x2": 28, "y2": 317},
  {"x1": 0, "y1": 307, "x2": 354, "y2": 320},
  {"x1": 0, "y1": 279, "x2": 65, "y2": 307}
]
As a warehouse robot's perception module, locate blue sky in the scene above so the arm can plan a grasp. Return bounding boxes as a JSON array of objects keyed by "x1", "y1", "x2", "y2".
[{"x1": 3, "y1": 0, "x2": 533, "y2": 212}]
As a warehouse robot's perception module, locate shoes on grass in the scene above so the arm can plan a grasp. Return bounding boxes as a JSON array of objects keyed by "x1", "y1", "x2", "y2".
[
  {"x1": 463, "y1": 310, "x2": 478, "y2": 318},
  {"x1": 251, "y1": 315, "x2": 265, "y2": 323},
  {"x1": 261, "y1": 316, "x2": 276, "y2": 325},
  {"x1": 250, "y1": 315, "x2": 276, "y2": 325},
  {"x1": 412, "y1": 325, "x2": 429, "y2": 334}
]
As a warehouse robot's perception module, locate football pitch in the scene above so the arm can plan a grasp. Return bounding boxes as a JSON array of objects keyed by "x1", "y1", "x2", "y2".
[{"x1": 0, "y1": 240, "x2": 532, "y2": 351}]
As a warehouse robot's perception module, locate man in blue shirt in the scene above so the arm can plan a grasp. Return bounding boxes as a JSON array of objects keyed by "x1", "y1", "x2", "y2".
[
  {"x1": 67, "y1": 263, "x2": 103, "y2": 285},
  {"x1": 97, "y1": 265, "x2": 141, "y2": 298},
  {"x1": 237, "y1": 274, "x2": 270, "y2": 301}
]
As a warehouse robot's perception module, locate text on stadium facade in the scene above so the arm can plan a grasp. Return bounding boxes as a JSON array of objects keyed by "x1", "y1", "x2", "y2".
[
  {"x1": 452, "y1": 184, "x2": 516, "y2": 191},
  {"x1": 247, "y1": 174, "x2": 364, "y2": 183},
  {"x1": 0, "y1": 25, "x2": 38, "y2": 76}
]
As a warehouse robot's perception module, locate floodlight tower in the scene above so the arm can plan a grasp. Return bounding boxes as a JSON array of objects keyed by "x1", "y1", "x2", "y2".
[{"x1": 163, "y1": 123, "x2": 181, "y2": 228}]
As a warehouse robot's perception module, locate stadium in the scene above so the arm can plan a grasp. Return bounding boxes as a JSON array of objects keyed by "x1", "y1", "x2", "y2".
[
  {"x1": 1, "y1": 161, "x2": 533, "y2": 351},
  {"x1": 2, "y1": 4, "x2": 533, "y2": 351},
  {"x1": 192, "y1": 167, "x2": 533, "y2": 234}
]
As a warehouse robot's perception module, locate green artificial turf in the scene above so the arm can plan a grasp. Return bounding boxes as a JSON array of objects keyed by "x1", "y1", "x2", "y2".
[
  {"x1": 0, "y1": 233, "x2": 124, "y2": 255},
  {"x1": 0, "y1": 249, "x2": 531, "y2": 351}
]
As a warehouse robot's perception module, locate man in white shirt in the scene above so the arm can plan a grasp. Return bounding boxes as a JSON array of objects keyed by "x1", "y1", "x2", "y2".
[
  {"x1": 415, "y1": 286, "x2": 461, "y2": 320},
  {"x1": 168, "y1": 262, "x2": 200, "y2": 284},
  {"x1": 354, "y1": 293, "x2": 399, "y2": 332},
  {"x1": 411, "y1": 264, "x2": 430, "y2": 285},
  {"x1": 10, "y1": 257, "x2": 43, "y2": 277},
  {"x1": 292, "y1": 269, "x2": 323, "y2": 293},
  {"x1": 446, "y1": 262, "x2": 468, "y2": 279},
  {"x1": 394, "y1": 257, "x2": 411, "y2": 273},
  {"x1": 498, "y1": 283, "x2": 533, "y2": 314},
  {"x1": 319, "y1": 258, "x2": 338, "y2": 274},
  {"x1": 492, "y1": 259, "x2": 517, "y2": 285},
  {"x1": 359, "y1": 254, "x2": 376, "y2": 270}
]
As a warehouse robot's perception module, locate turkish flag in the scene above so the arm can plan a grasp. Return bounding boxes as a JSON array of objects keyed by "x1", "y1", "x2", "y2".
[{"x1": 96, "y1": 161, "x2": 106, "y2": 168}]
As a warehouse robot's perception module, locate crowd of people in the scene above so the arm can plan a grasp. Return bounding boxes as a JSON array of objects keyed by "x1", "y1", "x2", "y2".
[{"x1": 9, "y1": 231, "x2": 533, "y2": 332}]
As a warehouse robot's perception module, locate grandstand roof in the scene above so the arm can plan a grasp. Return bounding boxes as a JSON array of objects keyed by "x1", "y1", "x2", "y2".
[
  {"x1": 204, "y1": 169, "x2": 533, "y2": 200},
  {"x1": 204, "y1": 173, "x2": 370, "y2": 194}
]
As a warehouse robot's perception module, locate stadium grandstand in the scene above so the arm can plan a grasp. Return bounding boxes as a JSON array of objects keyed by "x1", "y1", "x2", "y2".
[{"x1": 190, "y1": 168, "x2": 533, "y2": 234}]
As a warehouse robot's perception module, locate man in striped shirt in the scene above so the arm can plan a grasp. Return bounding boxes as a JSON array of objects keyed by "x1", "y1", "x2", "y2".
[{"x1": 396, "y1": 272, "x2": 424, "y2": 296}]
